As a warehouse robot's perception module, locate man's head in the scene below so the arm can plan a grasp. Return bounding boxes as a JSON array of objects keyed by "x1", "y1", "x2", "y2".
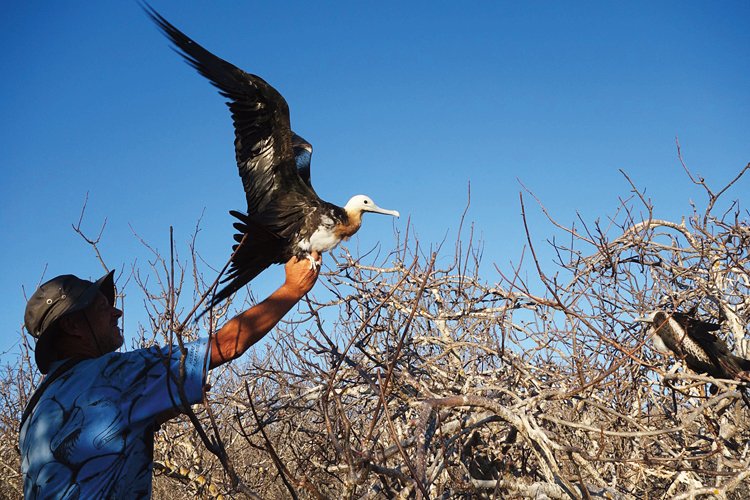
[{"x1": 24, "y1": 271, "x2": 122, "y2": 373}]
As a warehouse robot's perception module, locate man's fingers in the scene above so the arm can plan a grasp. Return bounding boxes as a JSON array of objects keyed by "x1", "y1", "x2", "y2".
[{"x1": 289, "y1": 252, "x2": 321, "y2": 265}]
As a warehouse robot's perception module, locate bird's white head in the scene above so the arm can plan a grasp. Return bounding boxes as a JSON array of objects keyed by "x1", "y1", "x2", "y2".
[{"x1": 344, "y1": 195, "x2": 400, "y2": 218}]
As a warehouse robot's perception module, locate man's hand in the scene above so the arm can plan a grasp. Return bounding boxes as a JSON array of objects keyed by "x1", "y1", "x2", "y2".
[{"x1": 283, "y1": 252, "x2": 321, "y2": 299}]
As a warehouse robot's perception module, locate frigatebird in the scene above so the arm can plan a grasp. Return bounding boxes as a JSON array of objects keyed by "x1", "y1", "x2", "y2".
[
  {"x1": 635, "y1": 309, "x2": 750, "y2": 382},
  {"x1": 145, "y1": 7, "x2": 400, "y2": 311}
]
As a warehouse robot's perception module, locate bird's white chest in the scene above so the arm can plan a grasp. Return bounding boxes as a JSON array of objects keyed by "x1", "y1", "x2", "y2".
[{"x1": 297, "y1": 217, "x2": 342, "y2": 253}]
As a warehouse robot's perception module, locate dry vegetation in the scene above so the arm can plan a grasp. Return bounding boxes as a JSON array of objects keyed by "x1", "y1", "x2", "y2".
[{"x1": 2, "y1": 161, "x2": 750, "y2": 499}]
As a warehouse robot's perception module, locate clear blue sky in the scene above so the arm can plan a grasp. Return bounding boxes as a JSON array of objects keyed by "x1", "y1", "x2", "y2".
[{"x1": 2, "y1": 1, "x2": 748, "y2": 362}]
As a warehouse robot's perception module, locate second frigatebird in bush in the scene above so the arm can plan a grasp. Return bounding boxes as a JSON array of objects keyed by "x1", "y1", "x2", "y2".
[
  {"x1": 145, "y1": 7, "x2": 400, "y2": 312},
  {"x1": 635, "y1": 308, "x2": 750, "y2": 382}
]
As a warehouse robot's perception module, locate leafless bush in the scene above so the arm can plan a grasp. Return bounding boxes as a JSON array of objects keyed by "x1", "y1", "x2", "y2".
[{"x1": 2, "y1": 159, "x2": 750, "y2": 499}]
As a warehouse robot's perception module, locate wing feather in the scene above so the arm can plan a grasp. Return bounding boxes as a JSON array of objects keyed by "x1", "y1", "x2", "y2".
[{"x1": 145, "y1": 5, "x2": 320, "y2": 225}]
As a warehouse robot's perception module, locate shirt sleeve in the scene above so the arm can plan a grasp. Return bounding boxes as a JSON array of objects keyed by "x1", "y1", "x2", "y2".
[{"x1": 112, "y1": 338, "x2": 212, "y2": 422}]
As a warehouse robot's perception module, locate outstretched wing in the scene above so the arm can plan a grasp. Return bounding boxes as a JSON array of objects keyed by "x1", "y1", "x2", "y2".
[{"x1": 145, "y1": 6, "x2": 320, "y2": 228}]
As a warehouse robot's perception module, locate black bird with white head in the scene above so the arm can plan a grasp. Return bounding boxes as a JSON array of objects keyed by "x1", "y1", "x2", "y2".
[
  {"x1": 635, "y1": 308, "x2": 750, "y2": 382},
  {"x1": 145, "y1": 7, "x2": 400, "y2": 311}
]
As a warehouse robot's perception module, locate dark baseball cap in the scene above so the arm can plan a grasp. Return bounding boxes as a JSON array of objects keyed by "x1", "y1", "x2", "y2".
[{"x1": 24, "y1": 271, "x2": 115, "y2": 374}]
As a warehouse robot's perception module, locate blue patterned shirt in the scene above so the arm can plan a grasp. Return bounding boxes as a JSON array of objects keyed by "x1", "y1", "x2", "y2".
[{"x1": 20, "y1": 339, "x2": 210, "y2": 499}]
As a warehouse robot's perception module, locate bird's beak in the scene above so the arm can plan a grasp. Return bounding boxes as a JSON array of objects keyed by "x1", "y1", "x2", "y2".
[
  {"x1": 366, "y1": 204, "x2": 400, "y2": 218},
  {"x1": 633, "y1": 316, "x2": 652, "y2": 324}
]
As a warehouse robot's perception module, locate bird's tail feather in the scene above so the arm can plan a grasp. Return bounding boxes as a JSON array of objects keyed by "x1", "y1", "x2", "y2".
[
  {"x1": 734, "y1": 354, "x2": 750, "y2": 371},
  {"x1": 196, "y1": 212, "x2": 285, "y2": 319},
  {"x1": 713, "y1": 353, "x2": 750, "y2": 383},
  {"x1": 730, "y1": 354, "x2": 750, "y2": 381}
]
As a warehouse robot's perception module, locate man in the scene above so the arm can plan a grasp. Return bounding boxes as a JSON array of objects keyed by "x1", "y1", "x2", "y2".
[{"x1": 20, "y1": 254, "x2": 320, "y2": 498}]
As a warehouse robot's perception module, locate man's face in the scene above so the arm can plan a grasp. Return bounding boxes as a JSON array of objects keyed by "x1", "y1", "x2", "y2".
[{"x1": 82, "y1": 291, "x2": 124, "y2": 353}]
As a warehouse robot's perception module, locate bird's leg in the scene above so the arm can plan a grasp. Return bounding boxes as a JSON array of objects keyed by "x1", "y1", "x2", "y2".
[{"x1": 306, "y1": 253, "x2": 319, "y2": 271}]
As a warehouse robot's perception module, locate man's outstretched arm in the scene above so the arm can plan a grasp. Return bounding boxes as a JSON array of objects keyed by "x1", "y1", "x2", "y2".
[{"x1": 209, "y1": 253, "x2": 320, "y2": 369}]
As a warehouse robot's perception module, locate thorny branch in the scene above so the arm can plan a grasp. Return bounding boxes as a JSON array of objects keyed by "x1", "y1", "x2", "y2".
[{"x1": 72, "y1": 192, "x2": 110, "y2": 273}]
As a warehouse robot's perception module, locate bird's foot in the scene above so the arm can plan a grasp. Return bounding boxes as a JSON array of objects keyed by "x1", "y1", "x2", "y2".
[{"x1": 306, "y1": 253, "x2": 319, "y2": 271}]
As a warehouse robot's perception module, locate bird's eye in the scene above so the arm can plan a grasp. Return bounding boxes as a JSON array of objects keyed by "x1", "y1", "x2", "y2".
[{"x1": 364, "y1": 200, "x2": 369, "y2": 204}]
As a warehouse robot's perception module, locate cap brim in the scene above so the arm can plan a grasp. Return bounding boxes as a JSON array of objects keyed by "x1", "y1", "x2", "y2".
[
  {"x1": 34, "y1": 326, "x2": 58, "y2": 374},
  {"x1": 96, "y1": 271, "x2": 116, "y2": 307}
]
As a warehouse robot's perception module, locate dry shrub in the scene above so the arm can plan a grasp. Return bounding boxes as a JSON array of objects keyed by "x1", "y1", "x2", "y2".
[{"x1": 2, "y1": 161, "x2": 750, "y2": 499}]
